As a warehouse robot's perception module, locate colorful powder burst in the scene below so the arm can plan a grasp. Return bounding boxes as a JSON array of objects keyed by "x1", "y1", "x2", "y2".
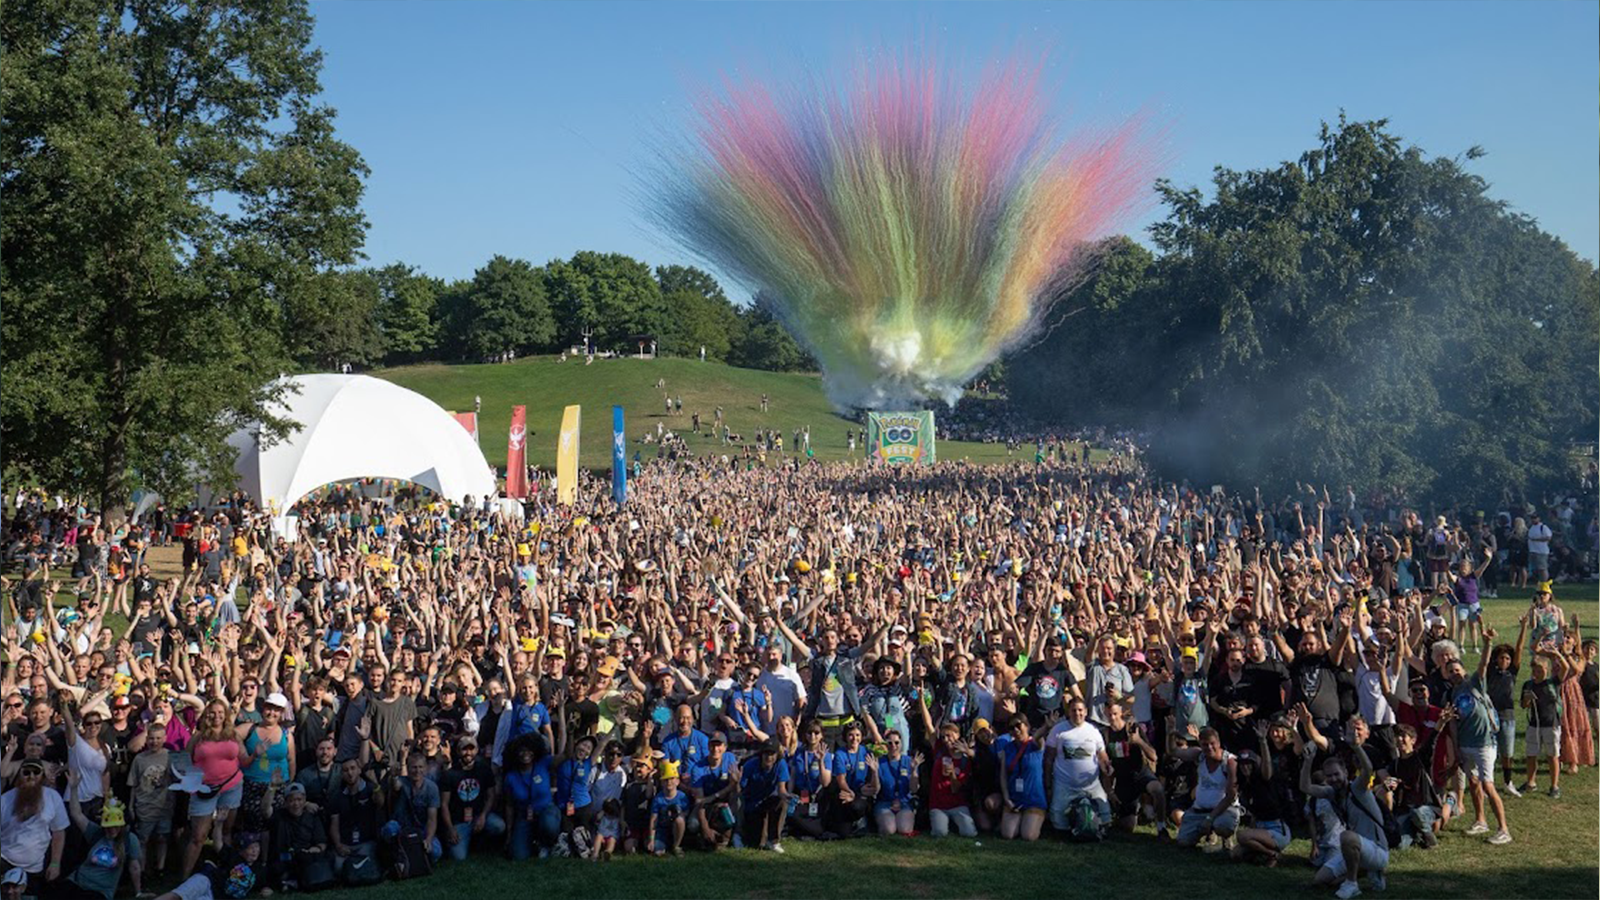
[{"x1": 647, "y1": 52, "x2": 1160, "y2": 410}]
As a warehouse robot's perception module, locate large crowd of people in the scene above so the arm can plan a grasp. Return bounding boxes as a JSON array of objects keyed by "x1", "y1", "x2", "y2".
[{"x1": 1, "y1": 455, "x2": 1596, "y2": 900}]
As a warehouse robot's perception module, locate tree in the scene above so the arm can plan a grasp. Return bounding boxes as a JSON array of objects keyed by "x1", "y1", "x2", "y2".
[
  {"x1": 281, "y1": 270, "x2": 383, "y2": 370},
  {"x1": 2, "y1": 0, "x2": 368, "y2": 510},
  {"x1": 1008, "y1": 116, "x2": 1598, "y2": 507},
  {"x1": 371, "y1": 263, "x2": 441, "y2": 363},
  {"x1": 450, "y1": 255, "x2": 555, "y2": 361},
  {"x1": 655, "y1": 264, "x2": 739, "y2": 359},
  {"x1": 733, "y1": 299, "x2": 813, "y2": 372},
  {"x1": 542, "y1": 252, "x2": 665, "y2": 351}
]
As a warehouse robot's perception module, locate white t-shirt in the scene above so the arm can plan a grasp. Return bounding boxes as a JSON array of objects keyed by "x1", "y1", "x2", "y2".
[
  {"x1": 1046, "y1": 721, "x2": 1104, "y2": 790},
  {"x1": 0, "y1": 787, "x2": 70, "y2": 872},
  {"x1": 68, "y1": 738, "x2": 108, "y2": 802},
  {"x1": 1528, "y1": 523, "x2": 1553, "y2": 555}
]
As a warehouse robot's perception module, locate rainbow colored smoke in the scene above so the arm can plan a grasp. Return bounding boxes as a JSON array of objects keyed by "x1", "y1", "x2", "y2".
[{"x1": 650, "y1": 54, "x2": 1157, "y2": 409}]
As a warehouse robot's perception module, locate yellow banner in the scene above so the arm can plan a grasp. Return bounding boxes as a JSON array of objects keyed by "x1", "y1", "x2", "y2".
[{"x1": 557, "y1": 404, "x2": 581, "y2": 505}]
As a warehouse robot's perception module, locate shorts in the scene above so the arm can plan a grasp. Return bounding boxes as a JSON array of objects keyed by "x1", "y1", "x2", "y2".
[
  {"x1": 1458, "y1": 745, "x2": 1496, "y2": 782},
  {"x1": 1495, "y1": 711, "x2": 1517, "y2": 760},
  {"x1": 1320, "y1": 831, "x2": 1389, "y2": 878},
  {"x1": 1525, "y1": 726, "x2": 1561, "y2": 758},
  {"x1": 1113, "y1": 772, "x2": 1161, "y2": 817},
  {"x1": 1257, "y1": 818, "x2": 1292, "y2": 851},
  {"x1": 188, "y1": 782, "x2": 243, "y2": 819},
  {"x1": 1176, "y1": 804, "x2": 1240, "y2": 844},
  {"x1": 1528, "y1": 552, "x2": 1549, "y2": 575},
  {"x1": 1454, "y1": 604, "x2": 1482, "y2": 622},
  {"x1": 135, "y1": 811, "x2": 174, "y2": 843},
  {"x1": 1427, "y1": 558, "x2": 1450, "y2": 574}
]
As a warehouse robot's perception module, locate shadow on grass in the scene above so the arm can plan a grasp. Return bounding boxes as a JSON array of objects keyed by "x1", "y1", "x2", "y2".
[{"x1": 305, "y1": 832, "x2": 1599, "y2": 900}]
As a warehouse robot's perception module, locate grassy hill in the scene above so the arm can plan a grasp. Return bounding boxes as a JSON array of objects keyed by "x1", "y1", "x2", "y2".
[{"x1": 373, "y1": 356, "x2": 1048, "y2": 470}]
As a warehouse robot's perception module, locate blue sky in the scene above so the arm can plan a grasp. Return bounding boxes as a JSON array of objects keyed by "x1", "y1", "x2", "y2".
[{"x1": 310, "y1": 1, "x2": 1599, "y2": 293}]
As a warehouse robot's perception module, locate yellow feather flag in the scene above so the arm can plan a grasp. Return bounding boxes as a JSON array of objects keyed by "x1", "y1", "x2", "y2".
[{"x1": 557, "y1": 404, "x2": 581, "y2": 505}]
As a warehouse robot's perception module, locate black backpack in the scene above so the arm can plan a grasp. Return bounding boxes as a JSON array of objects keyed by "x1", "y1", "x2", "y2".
[
  {"x1": 390, "y1": 832, "x2": 434, "y2": 880},
  {"x1": 342, "y1": 852, "x2": 383, "y2": 887}
]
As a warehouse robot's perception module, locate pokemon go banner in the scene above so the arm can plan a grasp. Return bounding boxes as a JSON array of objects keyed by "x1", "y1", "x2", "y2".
[{"x1": 867, "y1": 411, "x2": 936, "y2": 465}]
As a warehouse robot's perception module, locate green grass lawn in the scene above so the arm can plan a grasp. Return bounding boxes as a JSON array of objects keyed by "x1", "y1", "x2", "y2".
[
  {"x1": 77, "y1": 584, "x2": 1571, "y2": 900},
  {"x1": 372, "y1": 356, "x2": 1081, "y2": 471}
]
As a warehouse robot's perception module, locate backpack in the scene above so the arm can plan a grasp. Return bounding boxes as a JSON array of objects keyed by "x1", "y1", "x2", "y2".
[
  {"x1": 1342, "y1": 790, "x2": 1402, "y2": 851},
  {"x1": 341, "y1": 852, "x2": 383, "y2": 887},
  {"x1": 1062, "y1": 795, "x2": 1106, "y2": 843},
  {"x1": 390, "y1": 831, "x2": 433, "y2": 880}
]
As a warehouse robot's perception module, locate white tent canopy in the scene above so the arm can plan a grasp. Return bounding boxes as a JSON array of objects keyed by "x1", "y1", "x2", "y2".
[{"x1": 225, "y1": 374, "x2": 496, "y2": 514}]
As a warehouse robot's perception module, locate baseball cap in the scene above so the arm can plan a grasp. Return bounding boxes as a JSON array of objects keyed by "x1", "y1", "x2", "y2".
[
  {"x1": 284, "y1": 782, "x2": 307, "y2": 797},
  {"x1": 264, "y1": 692, "x2": 290, "y2": 710},
  {"x1": 3, "y1": 868, "x2": 27, "y2": 886}
]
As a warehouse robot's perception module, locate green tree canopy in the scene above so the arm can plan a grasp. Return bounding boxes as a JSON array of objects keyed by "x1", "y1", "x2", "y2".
[
  {"x1": 655, "y1": 264, "x2": 740, "y2": 360},
  {"x1": 2, "y1": 0, "x2": 368, "y2": 510},
  {"x1": 445, "y1": 255, "x2": 554, "y2": 360},
  {"x1": 372, "y1": 263, "x2": 441, "y2": 363},
  {"x1": 542, "y1": 251, "x2": 665, "y2": 352},
  {"x1": 1008, "y1": 116, "x2": 1599, "y2": 508},
  {"x1": 733, "y1": 299, "x2": 814, "y2": 373}
]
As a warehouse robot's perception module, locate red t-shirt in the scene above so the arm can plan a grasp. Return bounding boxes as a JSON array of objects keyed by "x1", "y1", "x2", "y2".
[{"x1": 929, "y1": 746, "x2": 972, "y2": 810}]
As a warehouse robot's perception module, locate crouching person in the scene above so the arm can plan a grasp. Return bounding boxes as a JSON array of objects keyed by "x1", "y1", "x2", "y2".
[{"x1": 1302, "y1": 742, "x2": 1389, "y2": 899}]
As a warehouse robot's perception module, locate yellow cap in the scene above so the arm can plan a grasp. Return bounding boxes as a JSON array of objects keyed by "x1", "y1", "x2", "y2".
[
  {"x1": 795, "y1": 559, "x2": 812, "y2": 574},
  {"x1": 520, "y1": 637, "x2": 540, "y2": 653},
  {"x1": 658, "y1": 760, "x2": 680, "y2": 780}
]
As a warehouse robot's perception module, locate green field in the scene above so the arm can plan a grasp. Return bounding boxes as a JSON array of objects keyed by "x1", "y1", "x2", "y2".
[
  {"x1": 372, "y1": 356, "x2": 1065, "y2": 470},
  {"x1": 209, "y1": 588, "x2": 1591, "y2": 900}
]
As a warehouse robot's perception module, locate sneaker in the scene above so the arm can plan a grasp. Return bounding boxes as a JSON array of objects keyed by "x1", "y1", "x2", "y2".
[
  {"x1": 1488, "y1": 830, "x2": 1512, "y2": 845},
  {"x1": 1517, "y1": 782, "x2": 1537, "y2": 793},
  {"x1": 1465, "y1": 821, "x2": 1489, "y2": 835},
  {"x1": 1419, "y1": 825, "x2": 1438, "y2": 849},
  {"x1": 767, "y1": 841, "x2": 786, "y2": 854},
  {"x1": 1502, "y1": 781, "x2": 1522, "y2": 798},
  {"x1": 538, "y1": 847, "x2": 551, "y2": 860},
  {"x1": 1548, "y1": 787, "x2": 1561, "y2": 800},
  {"x1": 1369, "y1": 872, "x2": 1386, "y2": 893},
  {"x1": 1335, "y1": 879, "x2": 1363, "y2": 900}
]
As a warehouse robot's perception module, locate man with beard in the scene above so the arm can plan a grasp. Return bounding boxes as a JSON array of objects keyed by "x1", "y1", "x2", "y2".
[
  {"x1": 0, "y1": 759, "x2": 69, "y2": 892},
  {"x1": 440, "y1": 735, "x2": 503, "y2": 860},
  {"x1": 1302, "y1": 741, "x2": 1389, "y2": 899}
]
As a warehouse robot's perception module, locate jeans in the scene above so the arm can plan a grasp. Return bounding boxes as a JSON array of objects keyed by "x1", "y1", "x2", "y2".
[
  {"x1": 509, "y1": 806, "x2": 561, "y2": 860},
  {"x1": 448, "y1": 813, "x2": 508, "y2": 861},
  {"x1": 930, "y1": 806, "x2": 977, "y2": 837}
]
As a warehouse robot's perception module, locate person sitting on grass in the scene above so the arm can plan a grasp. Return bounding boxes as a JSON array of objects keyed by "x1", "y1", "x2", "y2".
[
  {"x1": 873, "y1": 731, "x2": 920, "y2": 836},
  {"x1": 648, "y1": 760, "x2": 690, "y2": 857},
  {"x1": 687, "y1": 734, "x2": 738, "y2": 850},
  {"x1": 737, "y1": 739, "x2": 790, "y2": 853},
  {"x1": 1172, "y1": 727, "x2": 1239, "y2": 851},
  {"x1": 1302, "y1": 741, "x2": 1389, "y2": 899}
]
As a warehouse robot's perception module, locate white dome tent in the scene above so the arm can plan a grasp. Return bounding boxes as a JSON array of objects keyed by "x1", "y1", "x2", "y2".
[{"x1": 223, "y1": 374, "x2": 496, "y2": 524}]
